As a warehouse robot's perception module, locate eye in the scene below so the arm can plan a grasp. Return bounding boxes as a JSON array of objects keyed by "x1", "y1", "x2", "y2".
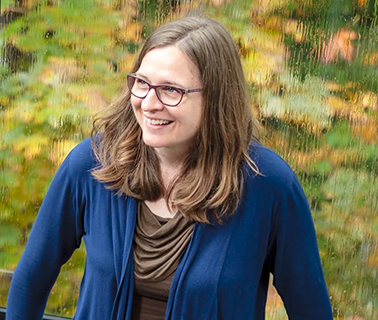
[
  {"x1": 135, "y1": 78, "x2": 149, "y2": 87},
  {"x1": 161, "y1": 86, "x2": 181, "y2": 95}
]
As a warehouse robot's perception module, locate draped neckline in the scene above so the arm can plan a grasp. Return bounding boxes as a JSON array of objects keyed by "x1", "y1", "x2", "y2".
[{"x1": 133, "y1": 201, "x2": 194, "y2": 282}]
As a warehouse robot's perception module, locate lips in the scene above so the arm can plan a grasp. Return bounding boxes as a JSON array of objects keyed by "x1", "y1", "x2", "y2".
[{"x1": 146, "y1": 118, "x2": 173, "y2": 125}]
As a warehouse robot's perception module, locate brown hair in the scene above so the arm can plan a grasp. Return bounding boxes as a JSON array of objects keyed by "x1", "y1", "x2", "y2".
[{"x1": 91, "y1": 17, "x2": 260, "y2": 223}]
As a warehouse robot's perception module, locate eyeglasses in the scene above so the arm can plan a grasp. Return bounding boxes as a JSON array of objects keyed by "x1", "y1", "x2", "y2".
[{"x1": 127, "y1": 74, "x2": 203, "y2": 107}]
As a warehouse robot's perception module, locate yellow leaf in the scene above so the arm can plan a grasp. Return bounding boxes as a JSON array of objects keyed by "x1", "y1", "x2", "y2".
[
  {"x1": 13, "y1": 135, "x2": 49, "y2": 160},
  {"x1": 50, "y1": 139, "x2": 78, "y2": 165},
  {"x1": 118, "y1": 22, "x2": 143, "y2": 44}
]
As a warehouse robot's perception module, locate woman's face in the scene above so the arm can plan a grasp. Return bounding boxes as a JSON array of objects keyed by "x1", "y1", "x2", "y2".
[{"x1": 131, "y1": 45, "x2": 203, "y2": 160}]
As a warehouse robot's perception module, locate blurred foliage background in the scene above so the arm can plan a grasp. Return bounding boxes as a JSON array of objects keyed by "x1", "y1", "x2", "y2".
[{"x1": 1, "y1": 0, "x2": 378, "y2": 319}]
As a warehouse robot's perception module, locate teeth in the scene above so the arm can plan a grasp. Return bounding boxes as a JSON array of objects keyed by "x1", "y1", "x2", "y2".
[{"x1": 146, "y1": 118, "x2": 171, "y2": 125}]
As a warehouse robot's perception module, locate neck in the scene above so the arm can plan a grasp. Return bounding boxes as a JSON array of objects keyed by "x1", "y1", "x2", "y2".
[
  {"x1": 160, "y1": 159, "x2": 182, "y2": 190},
  {"x1": 154, "y1": 148, "x2": 187, "y2": 190}
]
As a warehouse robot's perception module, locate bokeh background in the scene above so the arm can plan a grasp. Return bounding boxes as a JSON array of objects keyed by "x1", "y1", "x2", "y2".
[{"x1": 1, "y1": 0, "x2": 378, "y2": 319}]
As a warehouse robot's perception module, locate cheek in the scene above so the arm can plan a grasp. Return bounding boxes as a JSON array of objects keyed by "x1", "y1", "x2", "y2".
[
  {"x1": 130, "y1": 96, "x2": 140, "y2": 110},
  {"x1": 130, "y1": 101, "x2": 142, "y2": 126},
  {"x1": 130, "y1": 98, "x2": 142, "y2": 121}
]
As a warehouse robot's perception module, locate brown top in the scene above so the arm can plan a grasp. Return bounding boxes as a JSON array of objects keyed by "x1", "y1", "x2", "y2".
[{"x1": 131, "y1": 201, "x2": 194, "y2": 320}]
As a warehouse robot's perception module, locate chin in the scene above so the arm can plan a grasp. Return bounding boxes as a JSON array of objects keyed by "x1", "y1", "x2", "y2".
[{"x1": 142, "y1": 138, "x2": 167, "y2": 148}]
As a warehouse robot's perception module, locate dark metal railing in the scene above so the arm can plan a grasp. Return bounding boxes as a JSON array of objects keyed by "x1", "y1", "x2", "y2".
[
  {"x1": 1, "y1": 269, "x2": 71, "y2": 320},
  {"x1": 0, "y1": 308, "x2": 71, "y2": 320}
]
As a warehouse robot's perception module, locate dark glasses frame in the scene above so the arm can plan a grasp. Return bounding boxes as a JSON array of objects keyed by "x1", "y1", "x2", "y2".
[{"x1": 127, "y1": 73, "x2": 203, "y2": 107}]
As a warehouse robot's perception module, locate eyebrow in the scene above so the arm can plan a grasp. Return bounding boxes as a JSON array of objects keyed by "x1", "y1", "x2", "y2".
[{"x1": 134, "y1": 73, "x2": 186, "y2": 88}]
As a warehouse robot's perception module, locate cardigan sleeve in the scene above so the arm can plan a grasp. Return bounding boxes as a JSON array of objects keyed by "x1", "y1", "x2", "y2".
[
  {"x1": 268, "y1": 171, "x2": 333, "y2": 319},
  {"x1": 6, "y1": 146, "x2": 86, "y2": 320}
]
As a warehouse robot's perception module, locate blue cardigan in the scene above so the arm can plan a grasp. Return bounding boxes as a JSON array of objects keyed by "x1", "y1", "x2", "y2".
[{"x1": 7, "y1": 138, "x2": 333, "y2": 319}]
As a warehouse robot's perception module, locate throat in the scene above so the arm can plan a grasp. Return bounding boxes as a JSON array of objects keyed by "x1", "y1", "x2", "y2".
[{"x1": 144, "y1": 199, "x2": 176, "y2": 218}]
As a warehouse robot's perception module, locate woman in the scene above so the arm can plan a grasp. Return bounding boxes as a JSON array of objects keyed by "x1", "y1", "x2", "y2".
[{"x1": 7, "y1": 17, "x2": 333, "y2": 319}]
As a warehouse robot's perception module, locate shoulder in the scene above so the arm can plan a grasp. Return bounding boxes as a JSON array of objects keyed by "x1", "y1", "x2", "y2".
[
  {"x1": 246, "y1": 142, "x2": 297, "y2": 190},
  {"x1": 245, "y1": 143, "x2": 312, "y2": 225},
  {"x1": 62, "y1": 137, "x2": 98, "y2": 179}
]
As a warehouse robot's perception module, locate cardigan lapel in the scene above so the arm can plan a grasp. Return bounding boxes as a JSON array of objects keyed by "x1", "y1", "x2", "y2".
[
  {"x1": 111, "y1": 196, "x2": 138, "y2": 320},
  {"x1": 165, "y1": 223, "x2": 199, "y2": 319},
  {"x1": 165, "y1": 216, "x2": 237, "y2": 320}
]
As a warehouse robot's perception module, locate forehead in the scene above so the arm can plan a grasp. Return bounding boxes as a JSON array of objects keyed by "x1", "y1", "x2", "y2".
[{"x1": 137, "y1": 46, "x2": 201, "y2": 86}]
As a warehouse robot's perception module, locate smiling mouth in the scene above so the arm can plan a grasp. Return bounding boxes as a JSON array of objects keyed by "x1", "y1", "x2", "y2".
[{"x1": 146, "y1": 118, "x2": 173, "y2": 125}]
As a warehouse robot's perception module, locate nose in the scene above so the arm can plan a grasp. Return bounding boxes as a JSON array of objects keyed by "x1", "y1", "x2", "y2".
[{"x1": 140, "y1": 88, "x2": 165, "y2": 112}]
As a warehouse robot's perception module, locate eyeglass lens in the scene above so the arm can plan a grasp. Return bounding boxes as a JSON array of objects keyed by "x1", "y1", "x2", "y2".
[{"x1": 127, "y1": 76, "x2": 183, "y2": 106}]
